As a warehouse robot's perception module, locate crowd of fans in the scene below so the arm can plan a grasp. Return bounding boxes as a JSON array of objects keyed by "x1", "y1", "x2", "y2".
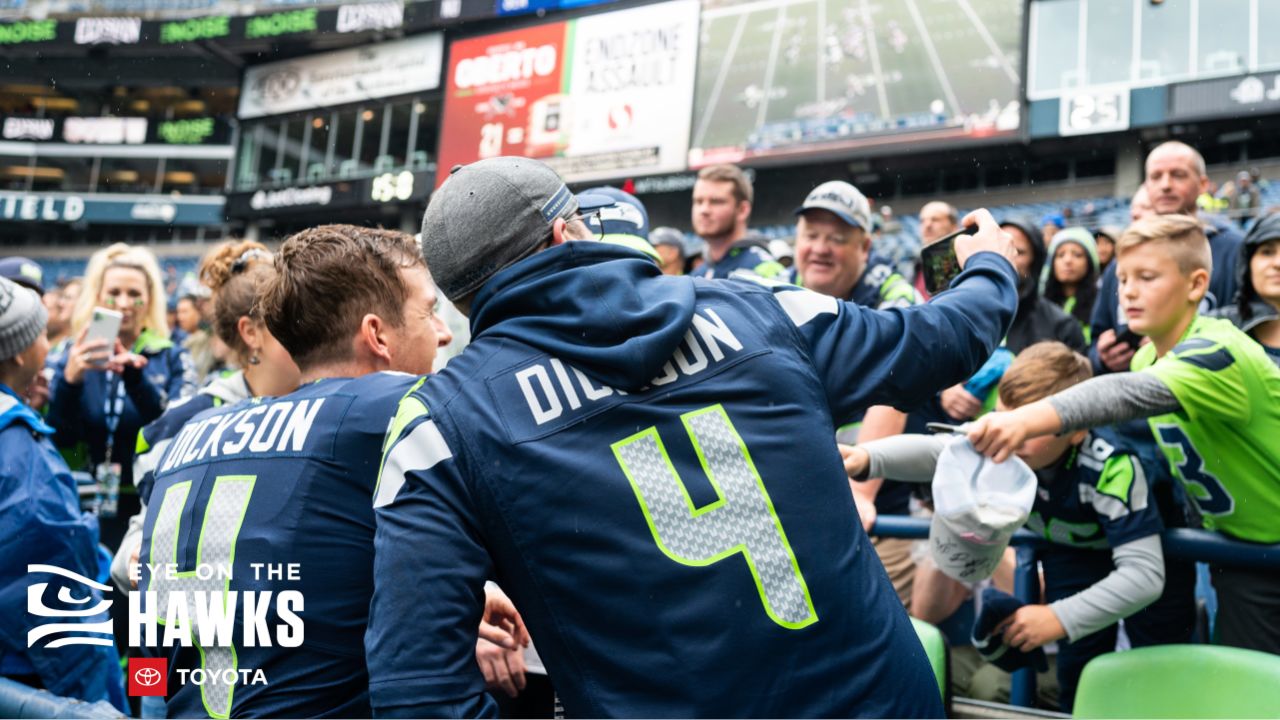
[{"x1": 0, "y1": 138, "x2": 1277, "y2": 718}]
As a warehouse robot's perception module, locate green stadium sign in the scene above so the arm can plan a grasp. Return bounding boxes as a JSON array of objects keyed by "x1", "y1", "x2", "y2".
[
  {"x1": 157, "y1": 118, "x2": 215, "y2": 144},
  {"x1": 0, "y1": 19, "x2": 57, "y2": 45},
  {"x1": 160, "y1": 16, "x2": 229, "y2": 44},
  {"x1": 244, "y1": 9, "x2": 317, "y2": 39}
]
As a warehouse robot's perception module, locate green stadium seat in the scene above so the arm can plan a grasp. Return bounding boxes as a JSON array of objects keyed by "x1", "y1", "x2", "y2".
[
  {"x1": 1073, "y1": 645, "x2": 1280, "y2": 718},
  {"x1": 910, "y1": 617, "x2": 948, "y2": 703}
]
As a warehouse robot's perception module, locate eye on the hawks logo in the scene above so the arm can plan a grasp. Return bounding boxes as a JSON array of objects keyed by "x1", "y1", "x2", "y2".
[{"x1": 129, "y1": 657, "x2": 168, "y2": 697}]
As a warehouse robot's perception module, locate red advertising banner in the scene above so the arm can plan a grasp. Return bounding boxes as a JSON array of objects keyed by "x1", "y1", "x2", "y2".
[
  {"x1": 436, "y1": 21, "x2": 569, "y2": 186},
  {"x1": 437, "y1": 0, "x2": 700, "y2": 186}
]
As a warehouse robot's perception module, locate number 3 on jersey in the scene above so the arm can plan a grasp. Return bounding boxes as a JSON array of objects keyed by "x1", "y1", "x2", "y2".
[
  {"x1": 1155, "y1": 424, "x2": 1234, "y2": 516},
  {"x1": 612, "y1": 405, "x2": 817, "y2": 629}
]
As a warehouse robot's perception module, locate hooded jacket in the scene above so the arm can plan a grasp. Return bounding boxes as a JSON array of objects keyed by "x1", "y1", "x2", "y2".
[
  {"x1": 0, "y1": 385, "x2": 127, "y2": 712},
  {"x1": 1001, "y1": 218, "x2": 1087, "y2": 354},
  {"x1": 1042, "y1": 227, "x2": 1101, "y2": 339},
  {"x1": 1210, "y1": 212, "x2": 1280, "y2": 366},
  {"x1": 367, "y1": 242, "x2": 1019, "y2": 718}
]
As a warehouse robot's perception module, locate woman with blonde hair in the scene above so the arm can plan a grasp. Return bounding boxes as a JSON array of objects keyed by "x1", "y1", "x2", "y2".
[
  {"x1": 121, "y1": 240, "x2": 300, "y2": 559},
  {"x1": 46, "y1": 243, "x2": 194, "y2": 547}
]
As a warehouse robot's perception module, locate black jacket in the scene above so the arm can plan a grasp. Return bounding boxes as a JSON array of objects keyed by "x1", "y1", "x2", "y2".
[{"x1": 1001, "y1": 218, "x2": 1087, "y2": 354}]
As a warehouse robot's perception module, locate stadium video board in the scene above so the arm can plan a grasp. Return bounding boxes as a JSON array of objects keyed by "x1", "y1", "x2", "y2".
[
  {"x1": 435, "y1": 0, "x2": 701, "y2": 185},
  {"x1": 688, "y1": 0, "x2": 1023, "y2": 166}
]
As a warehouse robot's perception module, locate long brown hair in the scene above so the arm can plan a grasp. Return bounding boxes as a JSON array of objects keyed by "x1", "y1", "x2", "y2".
[{"x1": 199, "y1": 239, "x2": 273, "y2": 364}]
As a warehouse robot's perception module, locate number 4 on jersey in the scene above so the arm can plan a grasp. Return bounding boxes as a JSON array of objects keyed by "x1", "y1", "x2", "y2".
[{"x1": 612, "y1": 405, "x2": 817, "y2": 629}]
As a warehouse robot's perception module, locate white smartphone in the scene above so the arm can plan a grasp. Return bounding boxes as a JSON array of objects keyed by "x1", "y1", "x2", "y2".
[{"x1": 84, "y1": 307, "x2": 122, "y2": 365}]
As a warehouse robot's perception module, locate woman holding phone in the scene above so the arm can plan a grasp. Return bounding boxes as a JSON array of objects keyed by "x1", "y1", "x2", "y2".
[
  {"x1": 111, "y1": 240, "x2": 300, "y2": 590},
  {"x1": 46, "y1": 243, "x2": 194, "y2": 549}
]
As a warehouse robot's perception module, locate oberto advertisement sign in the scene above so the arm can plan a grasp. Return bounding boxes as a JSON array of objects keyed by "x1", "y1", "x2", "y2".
[{"x1": 436, "y1": 0, "x2": 700, "y2": 185}]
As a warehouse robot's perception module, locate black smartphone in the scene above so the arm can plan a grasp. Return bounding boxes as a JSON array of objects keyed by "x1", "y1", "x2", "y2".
[
  {"x1": 920, "y1": 225, "x2": 978, "y2": 295},
  {"x1": 926, "y1": 422, "x2": 967, "y2": 435},
  {"x1": 1116, "y1": 327, "x2": 1144, "y2": 348}
]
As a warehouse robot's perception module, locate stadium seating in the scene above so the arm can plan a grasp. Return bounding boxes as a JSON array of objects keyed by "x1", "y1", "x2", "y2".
[
  {"x1": 1072, "y1": 645, "x2": 1280, "y2": 719},
  {"x1": 910, "y1": 617, "x2": 948, "y2": 703}
]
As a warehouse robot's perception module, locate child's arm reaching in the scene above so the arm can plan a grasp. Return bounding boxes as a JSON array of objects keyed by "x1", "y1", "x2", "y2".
[{"x1": 968, "y1": 373, "x2": 1181, "y2": 462}]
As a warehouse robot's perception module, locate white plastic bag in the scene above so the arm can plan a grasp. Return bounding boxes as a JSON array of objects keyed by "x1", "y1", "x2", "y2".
[{"x1": 929, "y1": 436, "x2": 1037, "y2": 583}]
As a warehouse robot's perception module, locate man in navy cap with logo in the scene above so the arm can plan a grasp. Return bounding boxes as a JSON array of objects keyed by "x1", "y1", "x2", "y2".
[{"x1": 0, "y1": 256, "x2": 45, "y2": 296}]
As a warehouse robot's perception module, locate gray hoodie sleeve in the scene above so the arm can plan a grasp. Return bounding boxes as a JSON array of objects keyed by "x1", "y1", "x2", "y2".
[
  {"x1": 1047, "y1": 373, "x2": 1182, "y2": 433},
  {"x1": 110, "y1": 506, "x2": 146, "y2": 593},
  {"x1": 858, "y1": 434, "x2": 950, "y2": 484},
  {"x1": 1049, "y1": 534, "x2": 1165, "y2": 642}
]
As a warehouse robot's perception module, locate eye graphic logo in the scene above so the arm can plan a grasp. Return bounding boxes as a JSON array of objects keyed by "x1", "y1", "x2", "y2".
[{"x1": 26, "y1": 564, "x2": 114, "y2": 649}]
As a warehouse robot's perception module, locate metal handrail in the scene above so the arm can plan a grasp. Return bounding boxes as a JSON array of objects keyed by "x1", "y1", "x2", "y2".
[
  {"x1": 871, "y1": 516, "x2": 1280, "y2": 568},
  {"x1": 870, "y1": 515, "x2": 1280, "y2": 708},
  {"x1": 0, "y1": 678, "x2": 123, "y2": 719}
]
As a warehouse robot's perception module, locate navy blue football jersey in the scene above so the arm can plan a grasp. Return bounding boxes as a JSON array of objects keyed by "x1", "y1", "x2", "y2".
[
  {"x1": 133, "y1": 371, "x2": 251, "y2": 503},
  {"x1": 1025, "y1": 427, "x2": 1167, "y2": 552},
  {"x1": 368, "y1": 242, "x2": 1018, "y2": 717},
  {"x1": 693, "y1": 239, "x2": 785, "y2": 280},
  {"x1": 138, "y1": 372, "x2": 417, "y2": 718}
]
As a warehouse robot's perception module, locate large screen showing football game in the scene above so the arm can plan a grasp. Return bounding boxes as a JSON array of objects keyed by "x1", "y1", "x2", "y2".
[{"x1": 688, "y1": 0, "x2": 1023, "y2": 166}]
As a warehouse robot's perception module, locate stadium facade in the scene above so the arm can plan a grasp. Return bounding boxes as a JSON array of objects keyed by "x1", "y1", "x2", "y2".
[{"x1": 2, "y1": 0, "x2": 1279, "y2": 257}]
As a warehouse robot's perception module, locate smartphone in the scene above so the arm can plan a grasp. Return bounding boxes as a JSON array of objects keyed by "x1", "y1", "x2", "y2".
[
  {"x1": 1116, "y1": 327, "x2": 1144, "y2": 348},
  {"x1": 926, "y1": 422, "x2": 969, "y2": 435},
  {"x1": 920, "y1": 225, "x2": 977, "y2": 295},
  {"x1": 84, "y1": 307, "x2": 122, "y2": 365}
]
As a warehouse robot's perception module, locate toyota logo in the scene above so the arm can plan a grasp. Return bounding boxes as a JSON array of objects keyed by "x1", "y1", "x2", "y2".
[{"x1": 134, "y1": 667, "x2": 163, "y2": 687}]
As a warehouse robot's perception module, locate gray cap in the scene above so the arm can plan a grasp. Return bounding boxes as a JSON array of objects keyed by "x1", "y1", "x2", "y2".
[
  {"x1": 422, "y1": 157, "x2": 580, "y2": 302},
  {"x1": 0, "y1": 275, "x2": 47, "y2": 362},
  {"x1": 649, "y1": 227, "x2": 687, "y2": 254},
  {"x1": 794, "y1": 180, "x2": 873, "y2": 231}
]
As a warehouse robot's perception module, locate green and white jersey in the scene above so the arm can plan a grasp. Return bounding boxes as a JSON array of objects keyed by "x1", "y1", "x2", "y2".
[{"x1": 1132, "y1": 315, "x2": 1280, "y2": 542}]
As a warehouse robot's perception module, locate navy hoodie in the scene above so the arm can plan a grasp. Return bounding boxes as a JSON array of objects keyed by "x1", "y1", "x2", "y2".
[{"x1": 367, "y1": 242, "x2": 1018, "y2": 718}]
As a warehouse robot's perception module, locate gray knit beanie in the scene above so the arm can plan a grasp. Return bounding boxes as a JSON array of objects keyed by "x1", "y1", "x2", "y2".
[{"x1": 0, "y1": 275, "x2": 47, "y2": 362}]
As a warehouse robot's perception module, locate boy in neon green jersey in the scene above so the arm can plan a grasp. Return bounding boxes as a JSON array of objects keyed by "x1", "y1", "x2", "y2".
[{"x1": 966, "y1": 213, "x2": 1280, "y2": 653}]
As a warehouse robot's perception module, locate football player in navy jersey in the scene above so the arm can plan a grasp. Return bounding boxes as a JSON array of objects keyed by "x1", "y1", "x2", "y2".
[
  {"x1": 368, "y1": 157, "x2": 1020, "y2": 718},
  {"x1": 138, "y1": 225, "x2": 522, "y2": 718}
]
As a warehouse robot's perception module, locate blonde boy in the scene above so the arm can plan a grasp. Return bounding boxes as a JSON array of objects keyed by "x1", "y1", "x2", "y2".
[{"x1": 968, "y1": 214, "x2": 1280, "y2": 653}]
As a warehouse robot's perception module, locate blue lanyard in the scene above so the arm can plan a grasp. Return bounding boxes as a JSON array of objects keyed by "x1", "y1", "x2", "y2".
[{"x1": 103, "y1": 372, "x2": 125, "y2": 459}]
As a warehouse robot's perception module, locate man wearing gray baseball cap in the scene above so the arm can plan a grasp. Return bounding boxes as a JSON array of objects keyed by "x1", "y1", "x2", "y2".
[
  {"x1": 369, "y1": 156, "x2": 1021, "y2": 718},
  {"x1": 789, "y1": 180, "x2": 927, "y2": 608}
]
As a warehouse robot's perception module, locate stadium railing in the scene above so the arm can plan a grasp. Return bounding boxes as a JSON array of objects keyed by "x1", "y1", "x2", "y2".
[
  {"x1": 870, "y1": 515, "x2": 1280, "y2": 709},
  {"x1": 0, "y1": 677, "x2": 123, "y2": 719}
]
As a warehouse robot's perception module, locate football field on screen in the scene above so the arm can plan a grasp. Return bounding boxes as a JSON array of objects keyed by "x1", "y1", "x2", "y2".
[{"x1": 691, "y1": 0, "x2": 1023, "y2": 157}]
